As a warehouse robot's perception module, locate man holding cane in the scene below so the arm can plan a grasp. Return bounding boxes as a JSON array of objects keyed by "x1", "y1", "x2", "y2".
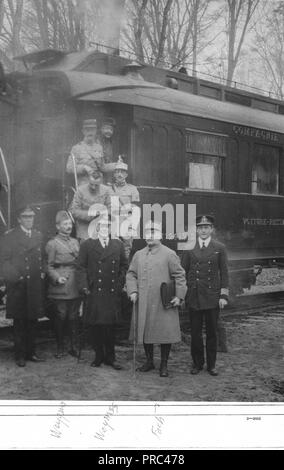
[{"x1": 126, "y1": 221, "x2": 187, "y2": 378}]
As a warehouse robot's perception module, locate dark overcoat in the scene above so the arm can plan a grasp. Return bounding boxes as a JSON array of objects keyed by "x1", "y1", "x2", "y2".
[
  {"x1": 181, "y1": 239, "x2": 229, "y2": 310},
  {"x1": 0, "y1": 226, "x2": 45, "y2": 319},
  {"x1": 76, "y1": 238, "x2": 128, "y2": 325}
]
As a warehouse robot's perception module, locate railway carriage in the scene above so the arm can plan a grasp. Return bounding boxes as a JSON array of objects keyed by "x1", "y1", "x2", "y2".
[{"x1": 1, "y1": 48, "x2": 284, "y2": 292}]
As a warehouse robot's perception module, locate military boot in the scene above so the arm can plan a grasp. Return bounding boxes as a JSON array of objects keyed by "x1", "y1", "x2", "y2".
[
  {"x1": 68, "y1": 320, "x2": 78, "y2": 358},
  {"x1": 137, "y1": 343, "x2": 155, "y2": 372},
  {"x1": 160, "y1": 344, "x2": 171, "y2": 377}
]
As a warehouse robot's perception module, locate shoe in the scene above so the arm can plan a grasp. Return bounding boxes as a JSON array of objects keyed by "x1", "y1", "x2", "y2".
[
  {"x1": 105, "y1": 361, "x2": 123, "y2": 370},
  {"x1": 26, "y1": 354, "x2": 46, "y2": 363},
  {"x1": 190, "y1": 366, "x2": 203, "y2": 375},
  {"x1": 54, "y1": 348, "x2": 64, "y2": 359},
  {"x1": 137, "y1": 361, "x2": 155, "y2": 372},
  {"x1": 16, "y1": 358, "x2": 26, "y2": 367},
  {"x1": 159, "y1": 362, "x2": 169, "y2": 377},
  {"x1": 208, "y1": 368, "x2": 218, "y2": 376},
  {"x1": 68, "y1": 349, "x2": 78, "y2": 358},
  {"x1": 54, "y1": 352, "x2": 64, "y2": 359},
  {"x1": 91, "y1": 359, "x2": 103, "y2": 367}
]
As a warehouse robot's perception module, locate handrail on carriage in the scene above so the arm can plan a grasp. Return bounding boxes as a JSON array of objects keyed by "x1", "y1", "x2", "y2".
[{"x1": 0, "y1": 146, "x2": 11, "y2": 230}]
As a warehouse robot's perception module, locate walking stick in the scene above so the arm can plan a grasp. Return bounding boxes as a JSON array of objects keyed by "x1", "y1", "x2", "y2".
[
  {"x1": 77, "y1": 294, "x2": 87, "y2": 362},
  {"x1": 132, "y1": 300, "x2": 137, "y2": 378}
]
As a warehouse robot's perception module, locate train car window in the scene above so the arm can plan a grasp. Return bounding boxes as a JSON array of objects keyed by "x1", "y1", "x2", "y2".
[
  {"x1": 188, "y1": 155, "x2": 222, "y2": 189},
  {"x1": 186, "y1": 131, "x2": 226, "y2": 190},
  {"x1": 251, "y1": 144, "x2": 279, "y2": 195}
]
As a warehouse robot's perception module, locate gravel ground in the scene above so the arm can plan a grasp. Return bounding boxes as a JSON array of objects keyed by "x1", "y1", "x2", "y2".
[
  {"x1": 0, "y1": 308, "x2": 282, "y2": 402},
  {"x1": 243, "y1": 268, "x2": 284, "y2": 295},
  {"x1": 0, "y1": 268, "x2": 283, "y2": 401}
]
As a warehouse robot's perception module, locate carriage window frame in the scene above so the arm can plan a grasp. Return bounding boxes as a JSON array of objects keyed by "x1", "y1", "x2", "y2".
[
  {"x1": 185, "y1": 130, "x2": 227, "y2": 191},
  {"x1": 251, "y1": 143, "x2": 280, "y2": 195}
]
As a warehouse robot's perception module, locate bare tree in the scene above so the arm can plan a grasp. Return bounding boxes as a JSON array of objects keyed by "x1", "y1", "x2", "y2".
[
  {"x1": 252, "y1": 2, "x2": 284, "y2": 99},
  {"x1": 123, "y1": 0, "x2": 221, "y2": 71},
  {"x1": 225, "y1": 0, "x2": 259, "y2": 85},
  {"x1": 23, "y1": 0, "x2": 87, "y2": 51}
]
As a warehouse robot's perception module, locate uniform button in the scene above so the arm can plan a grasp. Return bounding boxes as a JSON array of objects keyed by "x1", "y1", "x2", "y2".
[
  {"x1": 98, "y1": 288, "x2": 102, "y2": 291},
  {"x1": 112, "y1": 280, "x2": 114, "y2": 283},
  {"x1": 111, "y1": 289, "x2": 114, "y2": 292},
  {"x1": 196, "y1": 278, "x2": 199, "y2": 281},
  {"x1": 208, "y1": 278, "x2": 211, "y2": 280},
  {"x1": 208, "y1": 261, "x2": 211, "y2": 264},
  {"x1": 196, "y1": 270, "x2": 199, "y2": 274},
  {"x1": 208, "y1": 269, "x2": 211, "y2": 272},
  {"x1": 98, "y1": 279, "x2": 102, "y2": 282},
  {"x1": 209, "y1": 286, "x2": 211, "y2": 289},
  {"x1": 112, "y1": 270, "x2": 115, "y2": 273},
  {"x1": 27, "y1": 275, "x2": 30, "y2": 279},
  {"x1": 99, "y1": 270, "x2": 102, "y2": 273}
]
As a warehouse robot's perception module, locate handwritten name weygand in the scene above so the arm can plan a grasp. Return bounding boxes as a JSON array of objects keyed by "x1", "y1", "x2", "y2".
[
  {"x1": 94, "y1": 403, "x2": 119, "y2": 441},
  {"x1": 50, "y1": 402, "x2": 69, "y2": 439}
]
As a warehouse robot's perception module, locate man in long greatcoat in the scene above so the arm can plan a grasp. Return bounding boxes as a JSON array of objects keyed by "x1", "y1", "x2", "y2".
[
  {"x1": 181, "y1": 215, "x2": 229, "y2": 376},
  {"x1": 76, "y1": 218, "x2": 128, "y2": 369},
  {"x1": 126, "y1": 221, "x2": 187, "y2": 377},
  {"x1": 0, "y1": 205, "x2": 45, "y2": 367}
]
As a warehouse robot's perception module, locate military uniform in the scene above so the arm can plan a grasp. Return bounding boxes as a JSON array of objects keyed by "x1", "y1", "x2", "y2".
[
  {"x1": 69, "y1": 182, "x2": 112, "y2": 240},
  {"x1": 110, "y1": 157, "x2": 140, "y2": 260},
  {"x1": 111, "y1": 182, "x2": 140, "y2": 206},
  {"x1": 0, "y1": 225, "x2": 44, "y2": 363},
  {"x1": 45, "y1": 230, "x2": 80, "y2": 357},
  {"x1": 182, "y1": 215, "x2": 229, "y2": 374},
  {"x1": 76, "y1": 237, "x2": 128, "y2": 367},
  {"x1": 66, "y1": 140, "x2": 105, "y2": 186}
]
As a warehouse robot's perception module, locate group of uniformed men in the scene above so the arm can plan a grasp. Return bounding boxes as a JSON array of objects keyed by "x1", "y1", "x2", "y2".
[{"x1": 0, "y1": 118, "x2": 229, "y2": 378}]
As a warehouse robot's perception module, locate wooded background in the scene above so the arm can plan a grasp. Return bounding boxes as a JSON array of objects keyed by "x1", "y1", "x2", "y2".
[{"x1": 0, "y1": 0, "x2": 283, "y2": 98}]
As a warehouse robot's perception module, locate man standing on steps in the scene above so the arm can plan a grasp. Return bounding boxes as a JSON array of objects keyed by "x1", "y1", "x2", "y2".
[
  {"x1": 126, "y1": 221, "x2": 187, "y2": 378},
  {"x1": 69, "y1": 170, "x2": 113, "y2": 241},
  {"x1": 182, "y1": 215, "x2": 229, "y2": 377},
  {"x1": 0, "y1": 205, "x2": 45, "y2": 367},
  {"x1": 66, "y1": 118, "x2": 116, "y2": 187}
]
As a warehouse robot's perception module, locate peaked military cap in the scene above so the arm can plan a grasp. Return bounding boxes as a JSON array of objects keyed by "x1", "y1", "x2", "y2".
[
  {"x1": 102, "y1": 117, "x2": 116, "y2": 127},
  {"x1": 144, "y1": 220, "x2": 162, "y2": 232},
  {"x1": 82, "y1": 118, "x2": 97, "y2": 128},
  {"x1": 16, "y1": 204, "x2": 35, "y2": 217},
  {"x1": 114, "y1": 155, "x2": 128, "y2": 172},
  {"x1": 90, "y1": 169, "x2": 103, "y2": 179},
  {"x1": 196, "y1": 214, "x2": 215, "y2": 226},
  {"x1": 55, "y1": 210, "x2": 72, "y2": 224}
]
